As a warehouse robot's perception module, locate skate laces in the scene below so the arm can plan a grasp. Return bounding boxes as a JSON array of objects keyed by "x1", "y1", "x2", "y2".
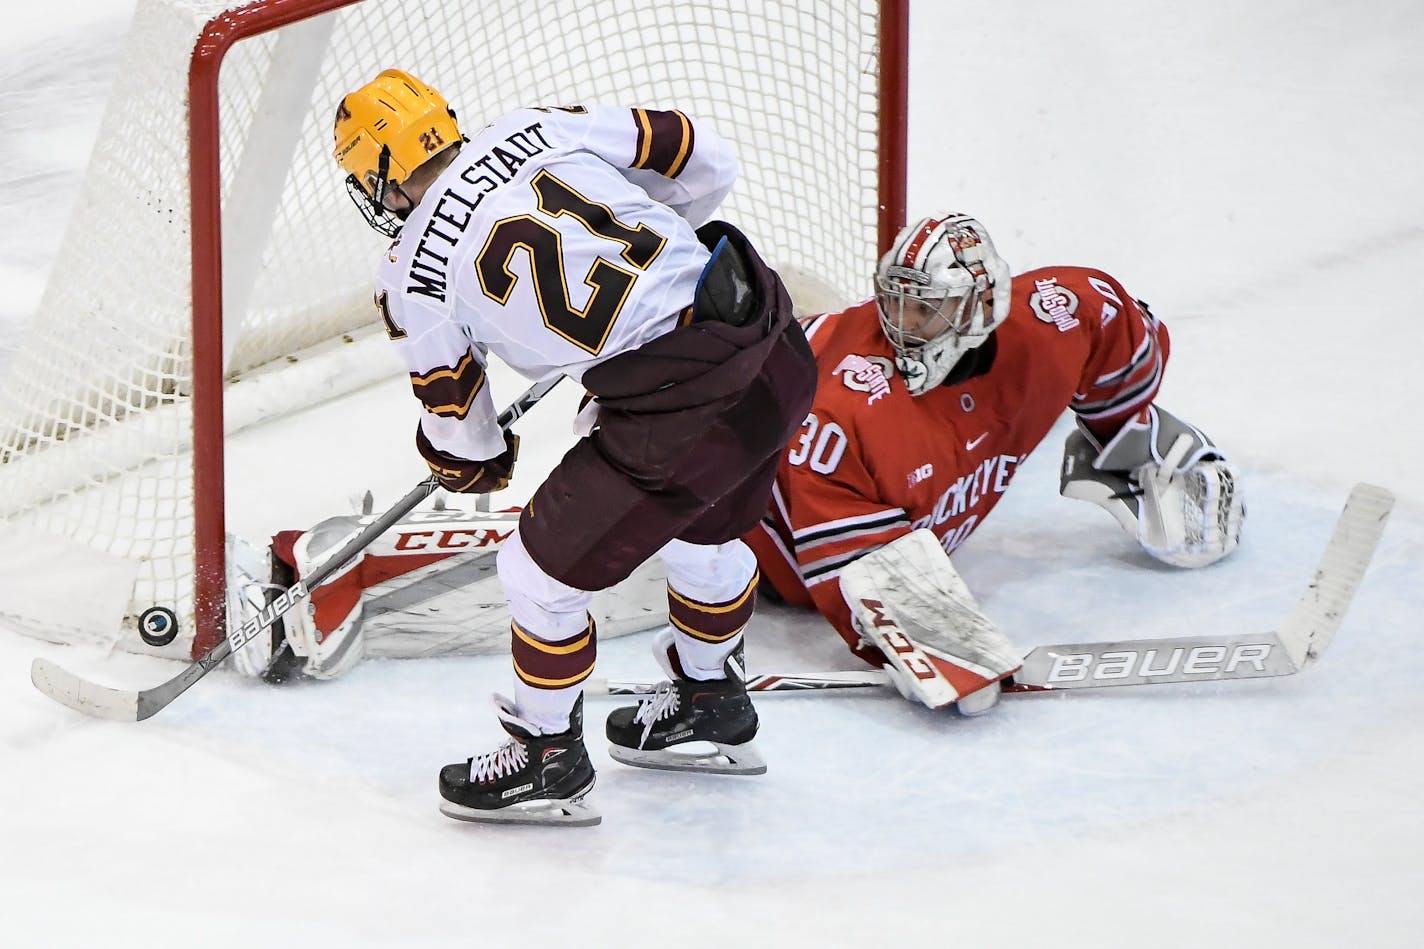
[
  {"x1": 469, "y1": 738, "x2": 528, "y2": 783},
  {"x1": 632, "y1": 682, "x2": 682, "y2": 747},
  {"x1": 467, "y1": 695, "x2": 538, "y2": 783}
]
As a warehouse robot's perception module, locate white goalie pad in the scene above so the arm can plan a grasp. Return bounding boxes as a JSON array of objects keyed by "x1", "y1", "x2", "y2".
[
  {"x1": 254, "y1": 506, "x2": 668, "y2": 680},
  {"x1": 839, "y1": 530, "x2": 1021, "y2": 712},
  {"x1": 226, "y1": 533, "x2": 285, "y2": 678}
]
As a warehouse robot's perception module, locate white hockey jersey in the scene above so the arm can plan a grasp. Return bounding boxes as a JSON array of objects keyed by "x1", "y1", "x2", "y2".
[{"x1": 375, "y1": 106, "x2": 738, "y2": 463}]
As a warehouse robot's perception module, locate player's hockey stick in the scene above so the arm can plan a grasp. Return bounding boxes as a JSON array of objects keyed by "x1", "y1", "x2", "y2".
[
  {"x1": 589, "y1": 482, "x2": 1394, "y2": 698},
  {"x1": 30, "y1": 376, "x2": 562, "y2": 722},
  {"x1": 588, "y1": 670, "x2": 891, "y2": 696}
]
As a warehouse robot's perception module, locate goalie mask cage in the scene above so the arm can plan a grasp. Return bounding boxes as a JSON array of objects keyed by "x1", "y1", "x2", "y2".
[{"x1": 0, "y1": 0, "x2": 907, "y2": 659}]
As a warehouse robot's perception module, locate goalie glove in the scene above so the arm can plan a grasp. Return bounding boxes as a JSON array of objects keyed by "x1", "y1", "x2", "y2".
[{"x1": 1060, "y1": 405, "x2": 1244, "y2": 568}]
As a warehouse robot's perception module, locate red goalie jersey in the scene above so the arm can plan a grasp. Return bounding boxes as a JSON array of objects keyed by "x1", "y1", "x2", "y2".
[{"x1": 745, "y1": 266, "x2": 1171, "y2": 656}]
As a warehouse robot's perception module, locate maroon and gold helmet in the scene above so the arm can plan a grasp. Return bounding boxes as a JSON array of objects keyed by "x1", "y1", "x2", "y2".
[{"x1": 333, "y1": 69, "x2": 461, "y2": 236}]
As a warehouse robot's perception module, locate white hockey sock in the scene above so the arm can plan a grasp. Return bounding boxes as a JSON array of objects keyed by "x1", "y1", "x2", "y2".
[
  {"x1": 512, "y1": 679, "x2": 584, "y2": 735},
  {"x1": 672, "y1": 630, "x2": 744, "y2": 681},
  {"x1": 660, "y1": 537, "x2": 758, "y2": 680}
]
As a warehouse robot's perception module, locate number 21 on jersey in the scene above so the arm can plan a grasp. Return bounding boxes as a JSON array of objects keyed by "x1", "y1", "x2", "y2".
[{"x1": 476, "y1": 170, "x2": 667, "y2": 355}]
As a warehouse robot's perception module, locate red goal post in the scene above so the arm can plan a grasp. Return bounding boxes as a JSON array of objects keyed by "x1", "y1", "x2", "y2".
[{"x1": 0, "y1": 0, "x2": 907, "y2": 660}]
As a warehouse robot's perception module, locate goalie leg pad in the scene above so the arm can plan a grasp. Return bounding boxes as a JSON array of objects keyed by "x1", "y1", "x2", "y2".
[
  {"x1": 839, "y1": 530, "x2": 1020, "y2": 712},
  {"x1": 284, "y1": 515, "x2": 372, "y2": 680},
  {"x1": 226, "y1": 534, "x2": 287, "y2": 679}
]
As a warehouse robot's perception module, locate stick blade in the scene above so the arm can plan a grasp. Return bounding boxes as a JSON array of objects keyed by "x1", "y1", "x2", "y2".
[
  {"x1": 30, "y1": 658, "x2": 142, "y2": 722},
  {"x1": 1277, "y1": 482, "x2": 1394, "y2": 668}
]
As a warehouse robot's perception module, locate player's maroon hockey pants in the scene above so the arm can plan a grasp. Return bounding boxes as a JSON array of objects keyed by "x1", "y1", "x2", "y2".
[{"x1": 519, "y1": 234, "x2": 816, "y2": 592}]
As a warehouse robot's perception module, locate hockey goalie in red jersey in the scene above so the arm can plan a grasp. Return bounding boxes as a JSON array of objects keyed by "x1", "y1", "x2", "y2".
[{"x1": 745, "y1": 212, "x2": 1244, "y2": 715}]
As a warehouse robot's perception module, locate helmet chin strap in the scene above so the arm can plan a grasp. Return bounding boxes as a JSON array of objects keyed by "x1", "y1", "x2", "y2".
[
  {"x1": 387, "y1": 183, "x2": 417, "y2": 220},
  {"x1": 372, "y1": 145, "x2": 419, "y2": 220},
  {"x1": 345, "y1": 145, "x2": 409, "y2": 238},
  {"x1": 370, "y1": 145, "x2": 393, "y2": 208}
]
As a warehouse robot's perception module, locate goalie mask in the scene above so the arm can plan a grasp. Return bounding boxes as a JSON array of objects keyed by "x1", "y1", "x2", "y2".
[
  {"x1": 333, "y1": 69, "x2": 462, "y2": 237},
  {"x1": 875, "y1": 214, "x2": 1012, "y2": 396}
]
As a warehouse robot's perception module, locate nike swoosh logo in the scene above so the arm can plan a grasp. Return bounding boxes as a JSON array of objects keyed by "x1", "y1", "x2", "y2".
[{"x1": 965, "y1": 433, "x2": 989, "y2": 451}]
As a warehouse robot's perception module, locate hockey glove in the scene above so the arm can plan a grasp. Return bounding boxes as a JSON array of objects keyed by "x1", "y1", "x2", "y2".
[
  {"x1": 1060, "y1": 405, "x2": 1243, "y2": 568},
  {"x1": 416, "y1": 424, "x2": 519, "y2": 494}
]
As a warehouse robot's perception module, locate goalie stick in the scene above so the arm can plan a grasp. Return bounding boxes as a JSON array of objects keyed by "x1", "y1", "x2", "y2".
[
  {"x1": 30, "y1": 376, "x2": 562, "y2": 722},
  {"x1": 589, "y1": 482, "x2": 1394, "y2": 699}
]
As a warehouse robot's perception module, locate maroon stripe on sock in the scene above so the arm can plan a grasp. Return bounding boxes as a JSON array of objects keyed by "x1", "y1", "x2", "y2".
[
  {"x1": 511, "y1": 618, "x2": 597, "y2": 689},
  {"x1": 667, "y1": 573, "x2": 757, "y2": 644}
]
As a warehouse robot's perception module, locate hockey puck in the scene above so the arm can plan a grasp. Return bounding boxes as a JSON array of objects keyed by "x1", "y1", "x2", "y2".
[{"x1": 138, "y1": 606, "x2": 180, "y2": 647}]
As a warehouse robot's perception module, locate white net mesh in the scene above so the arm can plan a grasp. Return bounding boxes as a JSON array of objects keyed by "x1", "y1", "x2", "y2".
[{"x1": 0, "y1": 0, "x2": 888, "y2": 655}]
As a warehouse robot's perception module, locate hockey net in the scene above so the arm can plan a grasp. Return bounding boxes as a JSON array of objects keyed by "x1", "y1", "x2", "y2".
[{"x1": 0, "y1": 0, "x2": 907, "y2": 658}]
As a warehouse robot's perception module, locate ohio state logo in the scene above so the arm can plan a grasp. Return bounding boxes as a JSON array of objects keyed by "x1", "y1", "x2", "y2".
[
  {"x1": 833, "y1": 354, "x2": 892, "y2": 404},
  {"x1": 1029, "y1": 276, "x2": 1081, "y2": 332}
]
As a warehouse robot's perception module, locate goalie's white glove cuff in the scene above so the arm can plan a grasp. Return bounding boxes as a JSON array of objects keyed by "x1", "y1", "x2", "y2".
[{"x1": 1091, "y1": 404, "x2": 1221, "y2": 476}]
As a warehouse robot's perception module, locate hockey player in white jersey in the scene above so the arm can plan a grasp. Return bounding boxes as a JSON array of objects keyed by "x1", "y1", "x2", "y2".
[{"x1": 333, "y1": 70, "x2": 816, "y2": 826}]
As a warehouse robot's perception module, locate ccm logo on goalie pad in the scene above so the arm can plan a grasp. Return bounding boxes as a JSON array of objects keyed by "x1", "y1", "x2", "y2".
[
  {"x1": 859, "y1": 598, "x2": 938, "y2": 681},
  {"x1": 393, "y1": 527, "x2": 513, "y2": 552},
  {"x1": 1045, "y1": 643, "x2": 1274, "y2": 684}
]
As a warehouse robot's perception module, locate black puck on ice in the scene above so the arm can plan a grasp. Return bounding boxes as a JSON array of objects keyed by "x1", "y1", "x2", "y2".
[{"x1": 137, "y1": 606, "x2": 179, "y2": 647}]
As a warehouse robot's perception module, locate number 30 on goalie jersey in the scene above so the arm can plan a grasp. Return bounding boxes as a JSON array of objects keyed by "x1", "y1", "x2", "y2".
[{"x1": 787, "y1": 414, "x2": 849, "y2": 476}]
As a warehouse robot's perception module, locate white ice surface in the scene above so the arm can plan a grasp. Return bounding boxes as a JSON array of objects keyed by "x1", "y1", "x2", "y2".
[{"x1": 3, "y1": 2, "x2": 1423, "y2": 947}]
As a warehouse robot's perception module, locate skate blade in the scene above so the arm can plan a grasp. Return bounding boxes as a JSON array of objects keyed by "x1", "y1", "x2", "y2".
[
  {"x1": 438, "y1": 797, "x2": 602, "y2": 827},
  {"x1": 608, "y1": 739, "x2": 767, "y2": 776},
  {"x1": 438, "y1": 782, "x2": 602, "y2": 827}
]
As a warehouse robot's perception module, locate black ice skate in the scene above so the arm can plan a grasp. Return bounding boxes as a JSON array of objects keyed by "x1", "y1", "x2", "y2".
[
  {"x1": 438, "y1": 694, "x2": 600, "y2": 827},
  {"x1": 605, "y1": 629, "x2": 767, "y2": 775}
]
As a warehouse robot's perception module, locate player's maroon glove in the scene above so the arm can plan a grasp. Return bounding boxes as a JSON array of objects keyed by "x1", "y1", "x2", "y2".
[{"x1": 416, "y1": 425, "x2": 519, "y2": 494}]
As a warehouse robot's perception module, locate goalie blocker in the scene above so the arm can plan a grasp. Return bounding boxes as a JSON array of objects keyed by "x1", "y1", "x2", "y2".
[
  {"x1": 227, "y1": 504, "x2": 668, "y2": 681},
  {"x1": 840, "y1": 529, "x2": 1021, "y2": 715}
]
